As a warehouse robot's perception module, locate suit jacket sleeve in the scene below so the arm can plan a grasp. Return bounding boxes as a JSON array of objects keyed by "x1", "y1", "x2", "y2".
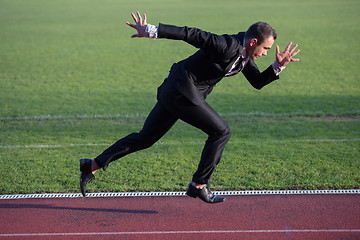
[
  {"x1": 158, "y1": 23, "x2": 236, "y2": 59},
  {"x1": 242, "y1": 59, "x2": 279, "y2": 90}
]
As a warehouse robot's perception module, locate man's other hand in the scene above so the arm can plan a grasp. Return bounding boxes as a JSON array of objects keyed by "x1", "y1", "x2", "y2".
[
  {"x1": 276, "y1": 42, "x2": 300, "y2": 66},
  {"x1": 126, "y1": 11, "x2": 149, "y2": 38}
]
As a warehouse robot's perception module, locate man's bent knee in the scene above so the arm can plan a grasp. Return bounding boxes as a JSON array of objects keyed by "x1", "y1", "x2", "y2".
[{"x1": 209, "y1": 126, "x2": 231, "y2": 142}]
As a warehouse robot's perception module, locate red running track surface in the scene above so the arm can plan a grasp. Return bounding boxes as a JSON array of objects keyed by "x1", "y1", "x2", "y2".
[{"x1": 0, "y1": 194, "x2": 359, "y2": 240}]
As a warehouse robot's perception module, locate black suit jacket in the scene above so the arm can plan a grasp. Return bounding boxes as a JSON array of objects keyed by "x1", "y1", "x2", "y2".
[{"x1": 157, "y1": 23, "x2": 279, "y2": 105}]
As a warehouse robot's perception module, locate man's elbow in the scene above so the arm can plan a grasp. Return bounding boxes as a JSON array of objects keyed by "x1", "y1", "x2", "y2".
[{"x1": 252, "y1": 83, "x2": 264, "y2": 90}]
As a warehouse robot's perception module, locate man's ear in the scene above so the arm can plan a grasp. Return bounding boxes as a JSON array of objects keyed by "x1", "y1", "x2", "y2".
[{"x1": 249, "y1": 38, "x2": 258, "y2": 46}]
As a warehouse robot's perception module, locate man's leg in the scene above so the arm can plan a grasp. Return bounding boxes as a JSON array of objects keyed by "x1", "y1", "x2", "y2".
[
  {"x1": 94, "y1": 102, "x2": 178, "y2": 170},
  {"x1": 80, "y1": 102, "x2": 177, "y2": 196},
  {"x1": 183, "y1": 103, "x2": 231, "y2": 185},
  {"x1": 162, "y1": 94, "x2": 231, "y2": 185},
  {"x1": 158, "y1": 93, "x2": 230, "y2": 203}
]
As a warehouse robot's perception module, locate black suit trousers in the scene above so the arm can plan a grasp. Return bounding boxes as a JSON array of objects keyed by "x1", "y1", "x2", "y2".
[{"x1": 95, "y1": 84, "x2": 231, "y2": 184}]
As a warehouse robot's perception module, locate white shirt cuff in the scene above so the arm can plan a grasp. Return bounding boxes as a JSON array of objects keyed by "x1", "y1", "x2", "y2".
[
  {"x1": 145, "y1": 24, "x2": 158, "y2": 39},
  {"x1": 272, "y1": 60, "x2": 286, "y2": 76}
]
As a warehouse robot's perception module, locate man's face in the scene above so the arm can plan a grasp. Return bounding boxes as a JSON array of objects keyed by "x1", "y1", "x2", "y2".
[{"x1": 246, "y1": 36, "x2": 275, "y2": 60}]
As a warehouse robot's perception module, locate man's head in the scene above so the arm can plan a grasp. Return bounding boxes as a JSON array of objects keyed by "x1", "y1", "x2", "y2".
[{"x1": 245, "y1": 22, "x2": 277, "y2": 59}]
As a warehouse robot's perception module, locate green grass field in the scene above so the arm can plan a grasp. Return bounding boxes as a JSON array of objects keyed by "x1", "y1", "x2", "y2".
[{"x1": 1, "y1": 0, "x2": 359, "y2": 194}]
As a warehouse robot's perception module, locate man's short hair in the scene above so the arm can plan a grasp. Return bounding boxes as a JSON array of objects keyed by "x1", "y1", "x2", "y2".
[{"x1": 245, "y1": 22, "x2": 277, "y2": 44}]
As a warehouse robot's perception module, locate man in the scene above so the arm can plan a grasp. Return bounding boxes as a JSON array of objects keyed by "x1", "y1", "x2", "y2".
[{"x1": 80, "y1": 12, "x2": 300, "y2": 203}]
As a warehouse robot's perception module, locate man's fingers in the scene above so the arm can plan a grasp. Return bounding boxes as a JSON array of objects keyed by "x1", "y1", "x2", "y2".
[
  {"x1": 126, "y1": 21, "x2": 136, "y2": 29},
  {"x1": 130, "y1": 11, "x2": 147, "y2": 26},
  {"x1": 131, "y1": 12, "x2": 138, "y2": 23},
  {"x1": 284, "y1": 42, "x2": 292, "y2": 52},
  {"x1": 127, "y1": 11, "x2": 148, "y2": 38},
  {"x1": 291, "y1": 58, "x2": 300, "y2": 62},
  {"x1": 276, "y1": 45, "x2": 280, "y2": 54},
  {"x1": 143, "y1": 13, "x2": 147, "y2": 25},
  {"x1": 289, "y1": 44, "x2": 298, "y2": 54},
  {"x1": 137, "y1": 11, "x2": 142, "y2": 25},
  {"x1": 291, "y1": 49, "x2": 300, "y2": 57}
]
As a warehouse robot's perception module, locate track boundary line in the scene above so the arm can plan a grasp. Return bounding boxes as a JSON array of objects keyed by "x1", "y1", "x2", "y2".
[
  {"x1": 1, "y1": 189, "x2": 359, "y2": 200},
  {"x1": 1, "y1": 138, "x2": 359, "y2": 149},
  {"x1": 1, "y1": 229, "x2": 360, "y2": 237},
  {"x1": 1, "y1": 110, "x2": 359, "y2": 121}
]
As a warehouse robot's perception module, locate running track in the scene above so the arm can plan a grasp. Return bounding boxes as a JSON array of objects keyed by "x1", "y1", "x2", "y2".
[{"x1": 0, "y1": 193, "x2": 359, "y2": 239}]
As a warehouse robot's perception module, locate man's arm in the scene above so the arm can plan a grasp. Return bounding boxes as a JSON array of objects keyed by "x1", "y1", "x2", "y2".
[
  {"x1": 126, "y1": 12, "x2": 236, "y2": 58},
  {"x1": 156, "y1": 23, "x2": 230, "y2": 53},
  {"x1": 242, "y1": 59, "x2": 279, "y2": 90},
  {"x1": 244, "y1": 42, "x2": 300, "y2": 89}
]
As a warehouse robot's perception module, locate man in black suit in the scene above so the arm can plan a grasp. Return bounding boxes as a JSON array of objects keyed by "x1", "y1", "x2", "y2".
[{"x1": 80, "y1": 12, "x2": 300, "y2": 203}]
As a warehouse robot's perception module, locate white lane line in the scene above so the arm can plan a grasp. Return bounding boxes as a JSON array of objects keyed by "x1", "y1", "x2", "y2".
[
  {"x1": 0, "y1": 143, "x2": 110, "y2": 149},
  {"x1": 1, "y1": 189, "x2": 359, "y2": 200},
  {"x1": 1, "y1": 138, "x2": 359, "y2": 149},
  {"x1": 1, "y1": 110, "x2": 359, "y2": 121},
  {"x1": 1, "y1": 229, "x2": 360, "y2": 237}
]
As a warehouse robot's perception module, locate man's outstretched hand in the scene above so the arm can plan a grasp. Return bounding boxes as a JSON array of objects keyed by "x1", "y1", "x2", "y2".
[
  {"x1": 126, "y1": 11, "x2": 148, "y2": 38},
  {"x1": 276, "y1": 42, "x2": 300, "y2": 66}
]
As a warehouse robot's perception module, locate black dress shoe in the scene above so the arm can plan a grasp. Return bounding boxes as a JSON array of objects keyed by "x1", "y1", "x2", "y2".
[
  {"x1": 80, "y1": 158, "x2": 94, "y2": 197},
  {"x1": 186, "y1": 183, "x2": 225, "y2": 203}
]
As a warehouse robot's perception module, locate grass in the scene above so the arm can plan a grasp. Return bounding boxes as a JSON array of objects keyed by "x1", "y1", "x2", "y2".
[{"x1": 0, "y1": 0, "x2": 359, "y2": 194}]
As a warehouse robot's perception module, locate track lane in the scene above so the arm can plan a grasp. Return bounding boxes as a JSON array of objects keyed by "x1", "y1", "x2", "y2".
[{"x1": 1, "y1": 194, "x2": 359, "y2": 239}]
